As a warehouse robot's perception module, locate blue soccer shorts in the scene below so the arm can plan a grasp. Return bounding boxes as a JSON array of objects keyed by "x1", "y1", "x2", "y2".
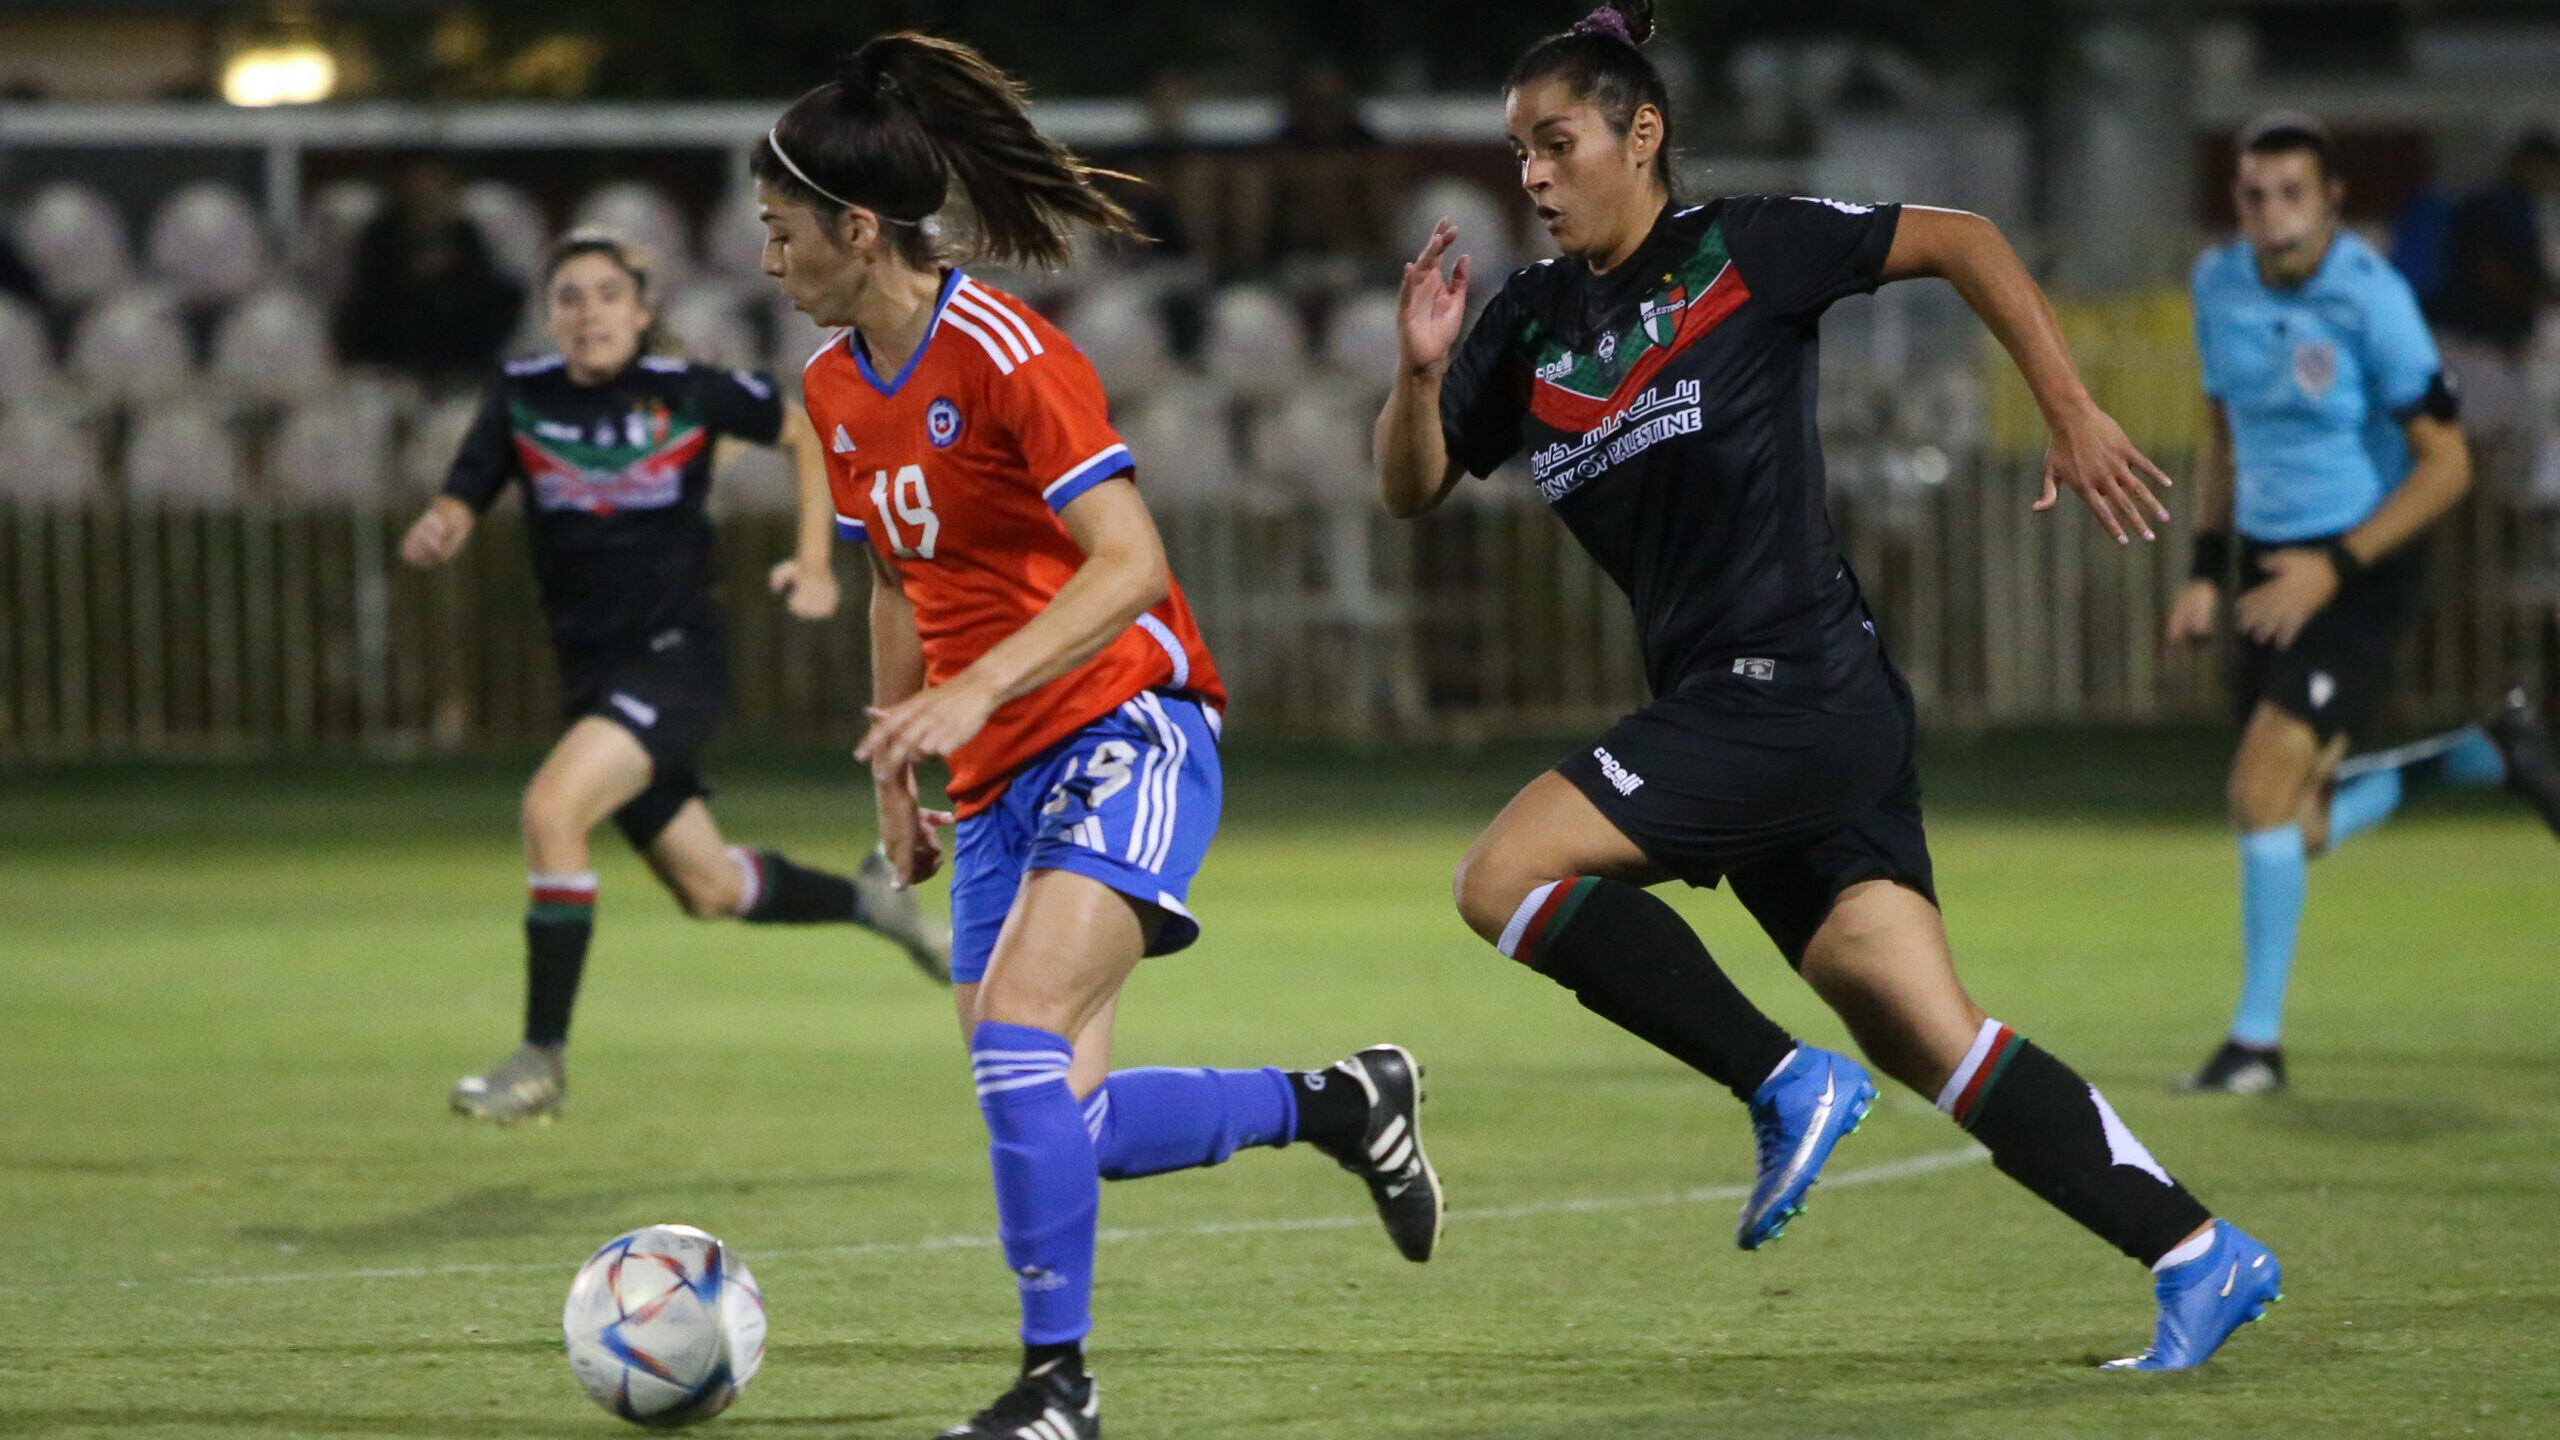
[{"x1": 947, "y1": 691, "x2": 1223, "y2": 986}]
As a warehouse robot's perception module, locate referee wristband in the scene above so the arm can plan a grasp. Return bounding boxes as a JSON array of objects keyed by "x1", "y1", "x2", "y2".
[
  {"x1": 2322, "y1": 538, "x2": 2367, "y2": 583},
  {"x1": 2189, "y1": 532, "x2": 2231, "y2": 587}
]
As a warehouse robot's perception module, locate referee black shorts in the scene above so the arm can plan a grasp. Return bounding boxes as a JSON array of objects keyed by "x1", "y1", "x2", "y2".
[
  {"x1": 2232, "y1": 537, "x2": 2424, "y2": 746},
  {"x1": 560, "y1": 622, "x2": 732, "y2": 850},
  {"x1": 1556, "y1": 663, "x2": 1937, "y2": 968}
]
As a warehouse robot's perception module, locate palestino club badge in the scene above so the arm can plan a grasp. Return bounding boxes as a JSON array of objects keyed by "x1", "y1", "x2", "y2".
[
  {"x1": 1639, "y1": 283, "x2": 1688, "y2": 348},
  {"x1": 926, "y1": 396, "x2": 963, "y2": 448}
]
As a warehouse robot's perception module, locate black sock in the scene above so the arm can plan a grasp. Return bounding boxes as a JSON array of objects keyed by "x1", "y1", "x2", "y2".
[
  {"x1": 1022, "y1": 1340, "x2": 1084, "y2": 1381},
  {"x1": 523, "y1": 914, "x2": 593, "y2": 1048},
  {"x1": 736, "y1": 849, "x2": 862, "y2": 925},
  {"x1": 1288, "y1": 1068, "x2": 1370, "y2": 1154},
  {"x1": 1949, "y1": 1028, "x2": 2212, "y2": 1266},
  {"x1": 1505, "y1": 877, "x2": 1796, "y2": 1103}
]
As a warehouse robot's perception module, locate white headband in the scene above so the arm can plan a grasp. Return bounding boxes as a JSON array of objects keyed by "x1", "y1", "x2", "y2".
[{"x1": 766, "y1": 127, "x2": 930, "y2": 230}]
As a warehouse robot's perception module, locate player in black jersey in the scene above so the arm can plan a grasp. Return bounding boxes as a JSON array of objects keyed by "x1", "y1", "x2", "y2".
[
  {"x1": 1377, "y1": 1, "x2": 2278, "y2": 1371},
  {"x1": 401, "y1": 230, "x2": 950, "y2": 1125}
]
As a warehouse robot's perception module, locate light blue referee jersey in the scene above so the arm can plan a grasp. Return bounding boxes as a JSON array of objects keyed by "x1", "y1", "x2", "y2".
[{"x1": 2190, "y1": 230, "x2": 2442, "y2": 544}]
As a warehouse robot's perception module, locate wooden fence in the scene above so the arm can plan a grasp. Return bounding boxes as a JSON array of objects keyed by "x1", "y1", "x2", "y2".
[{"x1": 3, "y1": 482, "x2": 2547, "y2": 762}]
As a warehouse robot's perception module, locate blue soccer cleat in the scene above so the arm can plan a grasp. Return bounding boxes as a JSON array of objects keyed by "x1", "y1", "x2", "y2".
[
  {"x1": 2103, "y1": 1222, "x2": 2283, "y2": 1371},
  {"x1": 1736, "y1": 1045, "x2": 1877, "y2": 1250}
]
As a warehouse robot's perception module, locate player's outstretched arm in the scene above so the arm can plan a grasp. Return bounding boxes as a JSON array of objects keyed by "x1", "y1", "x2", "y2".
[
  {"x1": 1376, "y1": 219, "x2": 1471, "y2": 519},
  {"x1": 767, "y1": 410, "x2": 842, "y2": 621},
  {"x1": 398, "y1": 496, "x2": 476, "y2": 568},
  {"x1": 1883, "y1": 206, "x2": 2174, "y2": 545},
  {"x1": 856, "y1": 477, "x2": 1170, "y2": 778},
  {"x1": 863, "y1": 546, "x2": 950, "y2": 884}
]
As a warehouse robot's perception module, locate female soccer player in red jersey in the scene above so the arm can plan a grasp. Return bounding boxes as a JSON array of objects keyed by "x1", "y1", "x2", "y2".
[
  {"x1": 750, "y1": 33, "x2": 1439, "y2": 1438},
  {"x1": 1378, "y1": 0, "x2": 2275, "y2": 1373},
  {"x1": 402, "y1": 230, "x2": 950, "y2": 1126}
]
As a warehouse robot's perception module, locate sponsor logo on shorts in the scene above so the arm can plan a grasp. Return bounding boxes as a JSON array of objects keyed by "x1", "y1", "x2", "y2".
[
  {"x1": 1733, "y1": 657, "x2": 1776, "y2": 681},
  {"x1": 1594, "y1": 746, "x2": 1645, "y2": 796},
  {"x1": 609, "y1": 692, "x2": 659, "y2": 728},
  {"x1": 649, "y1": 627, "x2": 685, "y2": 652},
  {"x1": 2308, "y1": 670, "x2": 2336, "y2": 710}
]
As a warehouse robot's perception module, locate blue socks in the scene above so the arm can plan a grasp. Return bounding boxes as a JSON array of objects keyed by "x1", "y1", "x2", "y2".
[
  {"x1": 2434, "y1": 727, "x2": 2508, "y2": 788},
  {"x1": 2232, "y1": 826, "x2": 2307, "y2": 1046},
  {"x1": 971, "y1": 1024, "x2": 1306, "y2": 1346},
  {"x1": 971, "y1": 1022, "x2": 1099, "y2": 1347},
  {"x1": 2325, "y1": 770, "x2": 2403, "y2": 848},
  {"x1": 1082, "y1": 1066, "x2": 1297, "y2": 1180},
  {"x1": 2328, "y1": 726, "x2": 2508, "y2": 849}
]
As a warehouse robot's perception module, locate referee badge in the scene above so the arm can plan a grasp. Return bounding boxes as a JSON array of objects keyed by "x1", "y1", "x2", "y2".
[
  {"x1": 2292, "y1": 341, "x2": 2338, "y2": 399},
  {"x1": 926, "y1": 396, "x2": 963, "y2": 448}
]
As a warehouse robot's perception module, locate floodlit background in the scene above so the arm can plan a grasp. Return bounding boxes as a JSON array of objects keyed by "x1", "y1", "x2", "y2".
[{"x1": 1, "y1": 4, "x2": 2555, "y2": 1438}]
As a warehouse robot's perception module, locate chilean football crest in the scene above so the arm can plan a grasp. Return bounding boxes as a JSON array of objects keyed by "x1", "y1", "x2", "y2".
[
  {"x1": 927, "y1": 396, "x2": 963, "y2": 448},
  {"x1": 1639, "y1": 283, "x2": 1688, "y2": 348}
]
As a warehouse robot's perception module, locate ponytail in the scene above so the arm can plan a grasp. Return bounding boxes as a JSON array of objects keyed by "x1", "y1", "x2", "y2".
[{"x1": 753, "y1": 32, "x2": 1142, "y2": 270}]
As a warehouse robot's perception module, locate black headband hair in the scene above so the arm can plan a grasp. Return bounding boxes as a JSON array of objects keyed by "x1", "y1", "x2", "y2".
[{"x1": 547, "y1": 227, "x2": 653, "y2": 294}]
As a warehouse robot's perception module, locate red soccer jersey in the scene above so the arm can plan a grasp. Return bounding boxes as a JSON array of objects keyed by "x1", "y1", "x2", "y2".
[{"x1": 803, "y1": 270, "x2": 1224, "y2": 817}]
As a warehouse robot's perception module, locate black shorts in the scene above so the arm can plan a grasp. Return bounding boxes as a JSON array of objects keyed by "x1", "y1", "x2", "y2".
[
  {"x1": 2232, "y1": 538, "x2": 2424, "y2": 745},
  {"x1": 1557, "y1": 665, "x2": 1937, "y2": 968},
  {"x1": 561, "y1": 622, "x2": 732, "y2": 849}
]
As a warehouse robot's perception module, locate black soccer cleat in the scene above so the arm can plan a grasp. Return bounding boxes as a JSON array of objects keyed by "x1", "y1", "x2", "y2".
[
  {"x1": 2173, "y1": 1039, "x2": 2286, "y2": 1096},
  {"x1": 2483, "y1": 689, "x2": 2560, "y2": 838},
  {"x1": 935, "y1": 1361, "x2": 1097, "y2": 1440},
  {"x1": 1306, "y1": 1044, "x2": 1443, "y2": 1262}
]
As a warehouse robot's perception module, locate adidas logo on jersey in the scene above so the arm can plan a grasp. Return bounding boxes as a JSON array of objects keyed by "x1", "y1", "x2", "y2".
[{"x1": 831, "y1": 425, "x2": 857, "y2": 454}]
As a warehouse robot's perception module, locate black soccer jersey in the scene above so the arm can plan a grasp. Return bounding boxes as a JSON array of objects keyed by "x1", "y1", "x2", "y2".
[
  {"x1": 444, "y1": 352, "x2": 786, "y2": 658},
  {"x1": 1441, "y1": 195, "x2": 1903, "y2": 700}
]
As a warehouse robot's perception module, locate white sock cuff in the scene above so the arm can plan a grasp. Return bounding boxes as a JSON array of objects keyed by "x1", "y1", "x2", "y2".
[
  {"x1": 2151, "y1": 1222, "x2": 2219, "y2": 1273},
  {"x1": 528, "y1": 871, "x2": 599, "y2": 896},
  {"x1": 1495, "y1": 882, "x2": 1559, "y2": 959},
  {"x1": 1935, "y1": 1017, "x2": 2009, "y2": 1114},
  {"x1": 725, "y1": 845, "x2": 764, "y2": 918}
]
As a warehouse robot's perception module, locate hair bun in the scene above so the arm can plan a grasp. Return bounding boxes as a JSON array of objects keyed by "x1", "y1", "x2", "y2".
[{"x1": 1571, "y1": 0, "x2": 1653, "y2": 46}]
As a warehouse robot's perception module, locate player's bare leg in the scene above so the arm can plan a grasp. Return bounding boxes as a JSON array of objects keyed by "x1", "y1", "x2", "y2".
[
  {"x1": 452, "y1": 719, "x2": 653, "y2": 1124},
  {"x1": 647, "y1": 800, "x2": 951, "y2": 979}
]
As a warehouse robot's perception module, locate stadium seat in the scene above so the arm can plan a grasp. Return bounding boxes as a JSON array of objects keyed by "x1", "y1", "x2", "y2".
[
  {"x1": 145, "y1": 182, "x2": 270, "y2": 305},
  {"x1": 210, "y1": 288, "x2": 335, "y2": 404},
  {"x1": 14, "y1": 181, "x2": 132, "y2": 308},
  {"x1": 293, "y1": 179, "x2": 386, "y2": 297},
  {"x1": 459, "y1": 180, "x2": 551, "y2": 286},
  {"x1": 400, "y1": 391, "x2": 483, "y2": 497},
  {"x1": 1056, "y1": 279, "x2": 1174, "y2": 398},
  {"x1": 1249, "y1": 381, "x2": 1376, "y2": 500},
  {"x1": 0, "y1": 407, "x2": 104, "y2": 502},
  {"x1": 68, "y1": 289, "x2": 195, "y2": 406},
  {"x1": 572, "y1": 181, "x2": 693, "y2": 286},
  {"x1": 1322, "y1": 289, "x2": 1402, "y2": 386},
  {"x1": 1119, "y1": 382, "x2": 1240, "y2": 499},
  {"x1": 0, "y1": 294, "x2": 57, "y2": 402},
  {"x1": 1203, "y1": 285, "x2": 1304, "y2": 401},
  {"x1": 268, "y1": 390, "x2": 397, "y2": 503},
  {"x1": 660, "y1": 285, "x2": 761, "y2": 369},
  {"x1": 1397, "y1": 176, "x2": 1515, "y2": 287},
  {"x1": 702, "y1": 184, "x2": 769, "y2": 278},
  {"x1": 123, "y1": 399, "x2": 244, "y2": 506}
]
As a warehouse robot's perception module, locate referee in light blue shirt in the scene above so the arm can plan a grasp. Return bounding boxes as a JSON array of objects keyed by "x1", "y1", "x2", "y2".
[{"x1": 2166, "y1": 112, "x2": 2560, "y2": 1096}]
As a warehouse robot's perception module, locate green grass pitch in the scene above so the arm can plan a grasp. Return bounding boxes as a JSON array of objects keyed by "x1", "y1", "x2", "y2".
[{"x1": 2, "y1": 738, "x2": 2554, "y2": 1438}]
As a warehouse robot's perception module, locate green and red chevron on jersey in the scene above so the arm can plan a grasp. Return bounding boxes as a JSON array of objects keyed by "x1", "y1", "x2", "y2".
[
  {"x1": 508, "y1": 401, "x2": 707, "y2": 515},
  {"x1": 1526, "y1": 223, "x2": 1747, "y2": 435}
]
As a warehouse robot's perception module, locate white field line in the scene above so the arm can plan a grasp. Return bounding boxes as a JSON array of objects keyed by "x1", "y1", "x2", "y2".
[{"x1": 36, "y1": 1144, "x2": 1988, "y2": 1294}]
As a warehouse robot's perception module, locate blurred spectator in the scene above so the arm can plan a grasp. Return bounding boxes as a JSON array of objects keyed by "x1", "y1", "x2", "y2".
[
  {"x1": 1264, "y1": 60, "x2": 1400, "y2": 268},
  {"x1": 0, "y1": 226, "x2": 36, "y2": 307},
  {"x1": 334, "y1": 159, "x2": 524, "y2": 386},
  {"x1": 2431, "y1": 133, "x2": 2558, "y2": 359},
  {"x1": 1111, "y1": 70, "x2": 1213, "y2": 262}
]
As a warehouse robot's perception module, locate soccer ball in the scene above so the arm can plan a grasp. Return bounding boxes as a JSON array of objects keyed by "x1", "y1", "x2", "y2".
[{"x1": 563, "y1": 1223, "x2": 767, "y2": 1427}]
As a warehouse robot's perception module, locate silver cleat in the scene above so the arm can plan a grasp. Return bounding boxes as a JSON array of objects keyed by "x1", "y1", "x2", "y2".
[
  {"x1": 449, "y1": 1042, "x2": 565, "y2": 1124},
  {"x1": 855, "y1": 850, "x2": 953, "y2": 985}
]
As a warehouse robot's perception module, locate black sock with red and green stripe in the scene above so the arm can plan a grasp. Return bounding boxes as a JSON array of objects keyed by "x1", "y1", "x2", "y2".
[
  {"x1": 1497, "y1": 876, "x2": 1796, "y2": 1104},
  {"x1": 1936, "y1": 1019, "x2": 2213, "y2": 1266},
  {"x1": 524, "y1": 872, "x2": 596, "y2": 1049}
]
